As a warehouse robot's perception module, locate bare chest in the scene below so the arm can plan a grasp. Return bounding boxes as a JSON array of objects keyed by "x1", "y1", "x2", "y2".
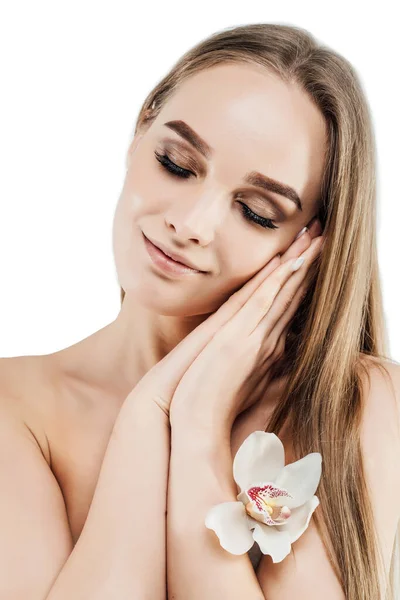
[
  {"x1": 46, "y1": 391, "x2": 123, "y2": 545},
  {"x1": 48, "y1": 392, "x2": 291, "y2": 546},
  {"x1": 5, "y1": 355, "x2": 291, "y2": 546}
]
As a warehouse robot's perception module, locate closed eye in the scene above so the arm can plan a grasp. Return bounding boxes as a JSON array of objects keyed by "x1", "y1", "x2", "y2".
[
  {"x1": 154, "y1": 150, "x2": 193, "y2": 178},
  {"x1": 154, "y1": 150, "x2": 279, "y2": 230}
]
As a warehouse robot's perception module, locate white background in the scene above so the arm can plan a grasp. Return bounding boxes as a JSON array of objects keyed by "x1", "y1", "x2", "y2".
[{"x1": 1, "y1": 1, "x2": 398, "y2": 360}]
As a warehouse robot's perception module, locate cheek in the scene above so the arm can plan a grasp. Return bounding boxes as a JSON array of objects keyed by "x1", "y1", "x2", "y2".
[
  {"x1": 123, "y1": 156, "x2": 167, "y2": 220},
  {"x1": 111, "y1": 185, "x2": 145, "y2": 287},
  {"x1": 114, "y1": 157, "x2": 159, "y2": 235},
  {"x1": 112, "y1": 192, "x2": 130, "y2": 283},
  {"x1": 222, "y1": 239, "x2": 277, "y2": 284},
  {"x1": 112, "y1": 185, "x2": 140, "y2": 249},
  {"x1": 198, "y1": 242, "x2": 275, "y2": 311}
]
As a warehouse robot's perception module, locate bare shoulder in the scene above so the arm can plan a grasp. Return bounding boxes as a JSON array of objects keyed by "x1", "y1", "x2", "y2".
[
  {"x1": 254, "y1": 353, "x2": 399, "y2": 597},
  {"x1": 356, "y1": 352, "x2": 400, "y2": 486},
  {"x1": 0, "y1": 355, "x2": 53, "y2": 465},
  {"x1": 356, "y1": 353, "x2": 400, "y2": 584},
  {"x1": 357, "y1": 352, "x2": 400, "y2": 437}
]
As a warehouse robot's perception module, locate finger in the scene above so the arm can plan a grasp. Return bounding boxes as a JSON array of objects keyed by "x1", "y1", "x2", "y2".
[
  {"x1": 153, "y1": 228, "x2": 319, "y2": 385},
  {"x1": 254, "y1": 278, "x2": 308, "y2": 351},
  {"x1": 252, "y1": 239, "x2": 320, "y2": 341},
  {"x1": 217, "y1": 218, "x2": 321, "y2": 330},
  {"x1": 220, "y1": 235, "x2": 324, "y2": 339},
  {"x1": 217, "y1": 218, "x2": 321, "y2": 313},
  {"x1": 280, "y1": 217, "x2": 323, "y2": 262},
  {"x1": 215, "y1": 254, "x2": 282, "y2": 316},
  {"x1": 301, "y1": 217, "x2": 323, "y2": 242},
  {"x1": 154, "y1": 254, "x2": 282, "y2": 381},
  {"x1": 203, "y1": 217, "x2": 319, "y2": 328}
]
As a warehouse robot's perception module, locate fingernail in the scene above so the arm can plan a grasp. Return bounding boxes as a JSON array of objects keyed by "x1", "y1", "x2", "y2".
[
  {"x1": 291, "y1": 257, "x2": 305, "y2": 272},
  {"x1": 295, "y1": 226, "x2": 308, "y2": 240}
]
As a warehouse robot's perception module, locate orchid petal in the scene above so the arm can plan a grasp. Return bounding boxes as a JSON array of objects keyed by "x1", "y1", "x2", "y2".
[
  {"x1": 252, "y1": 520, "x2": 292, "y2": 563},
  {"x1": 233, "y1": 432, "x2": 285, "y2": 492},
  {"x1": 277, "y1": 495, "x2": 320, "y2": 543},
  {"x1": 205, "y1": 501, "x2": 254, "y2": 555},
  {"x1": 273, "y1": 453, "x2": 322, "y2": 509}
]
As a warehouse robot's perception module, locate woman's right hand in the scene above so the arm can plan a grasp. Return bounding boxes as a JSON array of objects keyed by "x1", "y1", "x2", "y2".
[{"x1": 126, "y1": 218, "x2": 324, "y2": 417}]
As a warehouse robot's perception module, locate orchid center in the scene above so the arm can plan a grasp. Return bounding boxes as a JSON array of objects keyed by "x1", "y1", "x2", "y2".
[{"x1": 244, "y1": 483, "x2": 293, "y2": 526}]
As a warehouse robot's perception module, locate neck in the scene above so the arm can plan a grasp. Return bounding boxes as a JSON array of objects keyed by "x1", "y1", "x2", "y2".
[{"x1": 51, "y1": 291, "x2": 211, "y2": 406}]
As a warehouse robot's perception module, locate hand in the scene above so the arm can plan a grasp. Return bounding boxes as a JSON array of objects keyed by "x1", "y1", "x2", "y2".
[
  {"x1": 127, "y1": 219, "x2": 323, "y2": 423},
  {"x1": 168, "y1": 227, "x2": 324, "y2": 433}
]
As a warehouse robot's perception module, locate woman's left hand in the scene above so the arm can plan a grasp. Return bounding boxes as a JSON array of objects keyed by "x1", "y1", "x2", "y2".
[{"x1": 169, "y1": 235, "x2": 324, "y2": 434}]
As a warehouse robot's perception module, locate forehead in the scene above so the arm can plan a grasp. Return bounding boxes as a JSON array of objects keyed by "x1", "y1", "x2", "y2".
[{"x1": 156, "y1": 63, "x2": 328, "y2": 211}]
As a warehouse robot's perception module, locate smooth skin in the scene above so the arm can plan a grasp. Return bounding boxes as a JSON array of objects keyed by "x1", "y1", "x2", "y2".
[
  {"x1": 2, "y1": 61, "x2": 355, "y2": 600},
  {"x1": 1, "y1": 62, "x2": 398, "y2": 599},
  {"x1": 111, "y1": 225, "x2": 325, "y2": 600},
  {"x1": 42, "y1": 222, "x2": 324, "y2": 600},
  {"x1": 53, "y1": 62, "x2": 327, "y2": 406},
  {"x1": 136, "y1": 234, "x2": 324, "y2": 427}
]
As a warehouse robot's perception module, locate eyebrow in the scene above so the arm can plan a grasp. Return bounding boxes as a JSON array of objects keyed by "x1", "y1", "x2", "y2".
[{"x1": 163, "y1": 120, "x2": 303, "y2": 212}]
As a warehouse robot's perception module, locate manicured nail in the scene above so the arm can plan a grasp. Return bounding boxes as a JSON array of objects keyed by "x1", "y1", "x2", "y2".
[
  {"x1": 295, "y1": 226, "x2": 308, "y2": 240},
  {"x1": 291, "y1": 257, "x2": 305, "y2": 272}
]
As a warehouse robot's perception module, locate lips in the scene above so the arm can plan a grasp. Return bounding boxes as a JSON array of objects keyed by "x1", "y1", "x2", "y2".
[
  {"x1": 144, "y1": 234, "x2": 205, "y2": 272},
  {"x1": 143, "y1": 234, "x2": 206, "y2": 278}
]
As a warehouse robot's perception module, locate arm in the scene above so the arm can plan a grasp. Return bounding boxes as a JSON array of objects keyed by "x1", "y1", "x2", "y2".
[
  {"x1": 255, "y1": 511, "x2": 346, "y2": 599},
  {"x1": 0, "y1": 389, "x2": 169, "y2": 600},
  {"x1": 166, "y1": 423, "x2": 265, "y2": 600},
  {"x1": 166, "y1": 358, "x2": 400, "y2": 600},
  {"x1": 255, "y1": 360, "x2": 400, "y2": 599},
  {"x1": 46, "y1": 393, "x2": 170, "y2": 600}
]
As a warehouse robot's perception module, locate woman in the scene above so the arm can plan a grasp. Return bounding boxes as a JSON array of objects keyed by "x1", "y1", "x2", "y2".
[{"x1": 0, "y1": 22, "x2": 399, "y2": 600}]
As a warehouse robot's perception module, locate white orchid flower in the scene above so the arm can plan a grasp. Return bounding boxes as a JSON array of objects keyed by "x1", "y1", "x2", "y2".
[{"x1": 205, "y1": 431, "x2": 322, "y2": 563}]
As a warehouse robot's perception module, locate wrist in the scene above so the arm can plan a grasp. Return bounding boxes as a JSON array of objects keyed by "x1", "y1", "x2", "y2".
[
  {"x1": 169, "y1": 418, "x2": 238, "y2": 501},
  {"x1": 170, "y1": 410, "x2": 232, "y2": 453},
  {"x1": 117, "y1": 388, "x2": 171, "y2": 430}
]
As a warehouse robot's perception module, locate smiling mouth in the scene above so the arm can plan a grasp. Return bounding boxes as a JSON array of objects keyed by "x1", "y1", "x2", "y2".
[{"x1": 143, "y1": 233, "x2": 207, "y2": 277}]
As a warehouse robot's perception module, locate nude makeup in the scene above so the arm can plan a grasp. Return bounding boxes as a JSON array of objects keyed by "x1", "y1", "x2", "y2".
[{"x1": 143, "y1": 234, "x2": 204, "y2": 278}]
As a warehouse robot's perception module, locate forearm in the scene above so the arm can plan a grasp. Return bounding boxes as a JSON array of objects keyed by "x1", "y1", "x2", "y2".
[
  {"x1": 46, "y1": 394, "x2": 170, "y2": 600},
  {"x1": 166, "y1": 424, "x2": 265, "y2": 600}
]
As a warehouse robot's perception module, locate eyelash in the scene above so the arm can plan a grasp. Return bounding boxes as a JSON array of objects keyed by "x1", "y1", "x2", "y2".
[{"x1": 154, "y1": 150, "x2": 279, "y2": 231}]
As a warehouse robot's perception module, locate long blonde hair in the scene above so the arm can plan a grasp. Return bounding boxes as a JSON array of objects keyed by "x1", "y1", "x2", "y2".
[{"x1": 119, "y1": 23, "x2": 398, "y2": 598}]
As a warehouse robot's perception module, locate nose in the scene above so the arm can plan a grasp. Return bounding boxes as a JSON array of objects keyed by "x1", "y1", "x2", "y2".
[{"x1": 164, "y1": 191, "x2": 226, "y2": 245}]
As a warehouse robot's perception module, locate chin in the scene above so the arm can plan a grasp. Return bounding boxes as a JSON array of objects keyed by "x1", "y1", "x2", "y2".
[
  {"x1": 127, "y1": 283, "x2": 216, "y2": 316},
  {"x1": 118, "y1": 268, "x2": 219, "y2": 316},
  {"x1": 115, "y1": 236, "x2": 230, "y2": 316}
]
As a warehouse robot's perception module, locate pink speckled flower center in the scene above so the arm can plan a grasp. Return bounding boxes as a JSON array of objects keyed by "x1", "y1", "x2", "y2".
[{"x1": 245, "y1": 483, "x2": 293, "y2": 526}]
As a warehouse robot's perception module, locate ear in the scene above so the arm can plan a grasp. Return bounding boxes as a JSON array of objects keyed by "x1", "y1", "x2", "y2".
[{"x1": 126, "y1": 133, "x2": 144, "y2": 170}]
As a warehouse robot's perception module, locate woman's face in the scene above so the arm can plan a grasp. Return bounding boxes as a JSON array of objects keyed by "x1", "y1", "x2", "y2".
[{"x1": 112, "y1": 62, "x2": 327, "y2": 316}]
